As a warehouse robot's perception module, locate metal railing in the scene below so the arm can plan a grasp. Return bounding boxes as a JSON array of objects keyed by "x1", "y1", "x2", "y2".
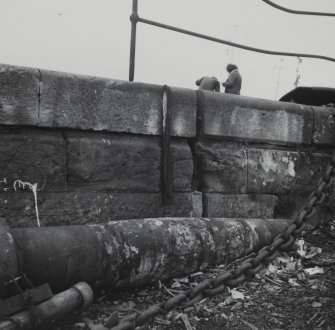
[
  {"x1": 262, "y1": 0, "x2": 335, "y2": 17},
  {"x1": 128, "y1": 0, "x2": 335, "y2": 82}
]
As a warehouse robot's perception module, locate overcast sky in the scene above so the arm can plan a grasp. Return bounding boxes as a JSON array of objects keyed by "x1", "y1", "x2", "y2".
[{"x1": 0, "y1": 0, "x2": 335, "y2": 100}]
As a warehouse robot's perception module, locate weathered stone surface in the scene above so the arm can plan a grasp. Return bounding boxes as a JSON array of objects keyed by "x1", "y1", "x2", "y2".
[
  {"x1": 67, "y1": 133, "x2": 193, "y2": 192},
  {"x1": 39, "y1": 70, "x2": 196, "y2": 137},
  {"x1": 198, "y1": 91, "x2": 313, "y2": 144},
  {"x1": 168, "y1": 87, "x2": 197, "y2": 137},
  {"x1": 248, "y1": 149, "x2": 332, "y2": 194},
  {"x1": 67, "y1": 133, "x2": 160, "y2": 192},
  {"x1": 0, "y1": 129, "x2": 67, "y2": 191},
  {"x1": 204, "y1": 193, "x2": 277, "y2": 218},
  {"x1": 248, "y1": 149, "x2": 298, "y2": 194},
  {"x1": 275, "y1": 193, "x2": 335, "y2": 229},
  {"x1": 0, "y1": 63, "x2": 39, "y2": 126},
  {"x1": 313, "y1": 106, "x2": 335, "y2": 145},
  {"x1": 194, "y1": 141, "x2": 247, "y2": 193},
  {"x1": 293, "y1": 152, "x2": 333, "y2": 194},
  {"x1": 0, "y1": 191, "x2": 202, "y2": 227},
  {"x1": 171, "y1": 140, "x2": 194, "y2": 191}
]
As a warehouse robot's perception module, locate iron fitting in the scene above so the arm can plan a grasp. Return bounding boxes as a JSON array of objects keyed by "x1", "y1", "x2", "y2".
[
  {"x1": 73, "y1": 282, "x2": 94, "y2": 308},
  {"x1": 130, "y1": 13, "x2": 139, "y2": 23}
]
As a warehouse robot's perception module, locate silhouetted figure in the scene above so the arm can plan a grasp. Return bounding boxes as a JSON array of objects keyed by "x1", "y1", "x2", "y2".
[
  {"x1": 222, "y1": 64, "x2": 242, "y2": 95},
  {"x1": 195, "y1": 76, "x2": 220, "y2": 92}
]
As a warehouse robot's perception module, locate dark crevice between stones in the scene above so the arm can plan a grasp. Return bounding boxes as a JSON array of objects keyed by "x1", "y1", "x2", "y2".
[
  {"x1": 63, "y1": 131, "x2": 70, "y2": 192},
  {"x1": 246, "y1": 148, "x2": 249, "y2": 194},
  {"x1": 202, "y1": 193, "x2": 208, "y2": 217},
  {"x1": 187, "y1": 90, "x2": 204, "y2": 215},
  {"x1": 187, "y1": 138, "x2": 200, "y2": 192}
]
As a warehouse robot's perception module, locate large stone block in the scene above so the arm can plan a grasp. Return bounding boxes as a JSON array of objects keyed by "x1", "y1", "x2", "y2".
[
  {"x1": 170, "y1": 140, "x2": 194, "y2": 192},
  {"x1": 0, "y1": 63, "x2": 39, "y2": 126},
  {"x1": 39, "y1": 70, "x2": 196, "y2": 137},
  {"x1": 313, "y1": 106, "x2": 335, "y2": 145},
  {"x1": 0, "y1": 191, "x2": 202, "y2": 227},
  {"x1": 204, "y1": 193, "x2": 277, "y2": 218},
  {"x1": 168, "y1": 87, "x2": 197, "y2": 137},
  {"x1": 274, "y1": 192, "x2": 335, "y2": 229},
  {"x1": 248, "y1": 149, "x2": 332, "y2": 194},
  {"x1": 67, "y1": 133, "x2": 193, "y2": 192},
  {"x1": 0, "y1": 128, "x2": 67, "y2": 191},
  {"x1": 292, "y1": 152, "x2": 333, "y2": 194},
  {"x1": 248, "y1": 149, "x2": 299, "y2": 194},
  {"x1": 67, "y1": 133, "x2": 160, "y2": 192},
  {"x1": 194, "y1": 141, "x2": 247, "y2": 193},
  {"x1": 198, "y1": 91, "x2": 313, "y2": 144}
]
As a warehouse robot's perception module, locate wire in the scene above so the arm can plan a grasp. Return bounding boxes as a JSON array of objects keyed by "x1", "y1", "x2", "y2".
[
  {"x1": 262, "y1": 0, "x2": 335, "y2": 17},
  {"x1": 137, "y1": 17, "x2": 335, "y2": 63}
]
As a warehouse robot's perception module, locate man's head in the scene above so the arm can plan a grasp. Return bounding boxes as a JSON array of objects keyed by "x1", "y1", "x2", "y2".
[{"x1": 226, "y1": 64, "x2": 238, "y2": 73}]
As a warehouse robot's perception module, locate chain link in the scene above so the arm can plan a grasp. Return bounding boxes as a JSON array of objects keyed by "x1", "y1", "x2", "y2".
[{"x1": 108, "y1": 152, "x2": 335, "y2": 330}]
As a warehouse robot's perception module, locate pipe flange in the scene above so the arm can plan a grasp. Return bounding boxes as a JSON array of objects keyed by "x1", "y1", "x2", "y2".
[{"x1": 73, "y1": 282, "x2": 94, "y2": 308}]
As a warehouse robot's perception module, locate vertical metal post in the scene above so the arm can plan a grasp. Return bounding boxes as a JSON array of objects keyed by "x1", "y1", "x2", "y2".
[
  {"x1": 161, "y1": 85, "x2": 172, "y2": 205},
  {"x1": 129, "y1": 0, "x2": 138, "y2": 81}
]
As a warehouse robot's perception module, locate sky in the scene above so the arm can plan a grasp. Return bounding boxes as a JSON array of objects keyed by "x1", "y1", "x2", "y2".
[{"x1": 0, "y1": 0, "x2": 335, "y2": 100}]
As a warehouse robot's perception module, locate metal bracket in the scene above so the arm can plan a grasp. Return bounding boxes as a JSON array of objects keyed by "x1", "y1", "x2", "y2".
[
  {"x1": 161, "y1": 85, "x2": 172, "y2": 205},
  {"x1": 0, "y1": 275, "x2": 52, "y2": 319}
]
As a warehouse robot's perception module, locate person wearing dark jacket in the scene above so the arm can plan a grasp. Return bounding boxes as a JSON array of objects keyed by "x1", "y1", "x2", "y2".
[
  {"x1": 195, "y1": 76, "x2": 220, "y2": 92},
  {"x1": 222, "y1": 64, "x2": 242, "y2": 95}
]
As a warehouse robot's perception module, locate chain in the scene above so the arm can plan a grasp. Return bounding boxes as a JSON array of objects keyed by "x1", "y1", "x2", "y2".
[{"x1": 108, "y1": 151, "x2": 335, "y2": 330}]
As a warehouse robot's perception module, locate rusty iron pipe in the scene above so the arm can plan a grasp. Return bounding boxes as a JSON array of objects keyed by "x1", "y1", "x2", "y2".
[
  {"x1": 0, "y1": 282, "x2": 93, "y2": 330},
  {"x1": 5, "y1": 217, "x2": 292, "y2": 291}
]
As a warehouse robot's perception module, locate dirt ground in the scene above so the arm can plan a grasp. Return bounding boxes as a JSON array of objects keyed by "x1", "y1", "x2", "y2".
[{"x1": 48, "y1": 219, "x2": 335, "y2": 330}]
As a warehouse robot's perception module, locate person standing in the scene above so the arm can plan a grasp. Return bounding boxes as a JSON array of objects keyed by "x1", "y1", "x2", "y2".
[
  {"x1": 222, "y1": 64, "x2": 242, "y2": 95},
  {"x1": 195, "y1": 76, "x2": 220, "y2": 92}
]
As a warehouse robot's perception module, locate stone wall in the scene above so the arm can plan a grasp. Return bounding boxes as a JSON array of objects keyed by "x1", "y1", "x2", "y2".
[
  {"x1": 196, "y1": 91, "x2": 335, "y2": 226},
  {"x1": 0, "y1": 63, "x2": 334, "y2": 228}
]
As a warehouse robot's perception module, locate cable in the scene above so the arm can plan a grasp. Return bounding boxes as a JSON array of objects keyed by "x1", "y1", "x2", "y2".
[
  {"x1": 262, "y1": 0, "x2": 335, "y2": 17},
  {"x1": 137, "y1": 16, "x2": 335, "y2": 63}
]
